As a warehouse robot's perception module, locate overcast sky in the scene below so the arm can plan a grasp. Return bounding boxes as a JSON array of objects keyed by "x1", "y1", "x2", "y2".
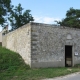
[{"x1": 0, "y1": 0, "x2": 80, "y2": 31}]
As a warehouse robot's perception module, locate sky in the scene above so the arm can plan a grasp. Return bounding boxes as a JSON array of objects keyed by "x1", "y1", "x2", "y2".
[{"x1": 0, "y1": 0, "x2": 80, "y2": 31}]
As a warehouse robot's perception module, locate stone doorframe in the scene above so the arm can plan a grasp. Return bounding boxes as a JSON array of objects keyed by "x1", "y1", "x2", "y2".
[{"x1": 64, "y1": 41, "x2": 74, "y2": 67}]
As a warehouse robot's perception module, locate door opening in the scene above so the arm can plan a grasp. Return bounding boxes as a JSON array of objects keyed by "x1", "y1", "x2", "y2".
[{"x1": 65, "y1": 45, "x2": 72, "y2": 67}]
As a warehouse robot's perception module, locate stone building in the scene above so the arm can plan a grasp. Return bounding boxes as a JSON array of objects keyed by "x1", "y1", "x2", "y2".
[
  {"x1": 0, "y1": 25, "x2": 9, "y2": 46},
  {"x1": 2, "y1": 22, "x2": 80, "y2": 68},
  {"x1": 0, "y1": 31, "x2": 2, "y2": 45}
]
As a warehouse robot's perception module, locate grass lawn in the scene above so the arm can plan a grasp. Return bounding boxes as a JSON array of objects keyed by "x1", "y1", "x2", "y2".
[{"x1": 0, "y1": 46, "x2": 80, "y2": 80}]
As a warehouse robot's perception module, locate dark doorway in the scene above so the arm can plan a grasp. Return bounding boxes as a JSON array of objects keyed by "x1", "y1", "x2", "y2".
[{"x1": 65, "y1": 45, "x2": 72, "y2": 67}]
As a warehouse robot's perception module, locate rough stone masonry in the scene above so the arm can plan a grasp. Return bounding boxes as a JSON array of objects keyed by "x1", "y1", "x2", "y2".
[{"x1": 2, "y1": 22, "x2": 80, "y2": 68}]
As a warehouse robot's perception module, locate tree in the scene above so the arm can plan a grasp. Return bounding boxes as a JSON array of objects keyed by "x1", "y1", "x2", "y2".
[
  {"x1": 0, "y1": 0, "x2": 11, "y2": 26},
  {"x1": 9, "y1": 3, "x2": 34, "y2": 30},
  {"x1": 58, "y1": 8, "x2": 80, "y2": 28}
]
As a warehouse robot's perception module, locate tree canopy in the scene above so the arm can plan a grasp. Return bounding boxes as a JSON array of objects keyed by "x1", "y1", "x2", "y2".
[
  {"x1": 0, "y1": 1, "x2": 34, "y2": 31},
  {"x1": 8, "y1": 3, "x2": 34, "y2": 30},
  {"x1": 58, "y1": 8, "x2": 80, "y2": 28},
  {"x1": 0, "y1": 0, "x2": 11, "y2": 26}
]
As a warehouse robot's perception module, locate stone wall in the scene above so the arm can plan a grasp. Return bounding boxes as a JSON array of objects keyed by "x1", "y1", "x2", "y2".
[
  {"x1": 31, "y1": 23, "x2": 80, "y2": 68},
  {"x1": 2, "y1": 23, "x2": 31, "y2": 66},
  {"x1": 0, "y1": 31, "x2": 2, "y2": 46},
  {"x1": 2, "y1": 22, "x2": 80, "y2": 68}
]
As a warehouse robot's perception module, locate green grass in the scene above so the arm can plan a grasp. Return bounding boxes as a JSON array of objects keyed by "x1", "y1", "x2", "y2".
[{"x1": 0, "y1": 46, "x2": 80, "y2": 80}]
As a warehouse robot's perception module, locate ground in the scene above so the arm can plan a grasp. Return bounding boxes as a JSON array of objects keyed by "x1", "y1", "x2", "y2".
[{"x1": 42, "y1": 72, "x2": 80, "y2": 80}]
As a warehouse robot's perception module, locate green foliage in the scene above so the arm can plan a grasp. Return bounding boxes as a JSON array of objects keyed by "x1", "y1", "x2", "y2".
[
  {"x1": 58, "y1": 8, "x2": 80, "y2": 28},
  {"x1": 0, "y1": 46, "x2": 30, "y2": 71},
  {"x1": 8, "y1": 3, "x2": 34, "y2": 30},
  {"x1": 0, "y1": 1, "x2": 34, "y2": 29},
  {"x1": 0, "y1": 0, "x2": 11, "y2": 26}
]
